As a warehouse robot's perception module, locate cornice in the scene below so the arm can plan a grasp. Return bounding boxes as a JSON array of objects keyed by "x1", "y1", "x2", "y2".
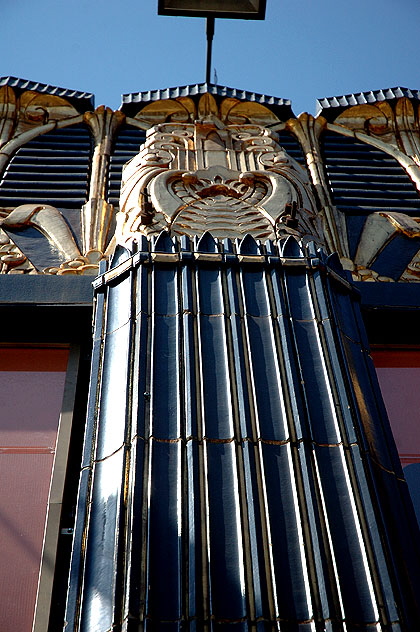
[
  {"x1": 316, "y1": 87, "x2": 420, "y2": 120},
  {"x1": 0, "y1": 76, "x2": 94, "y2": 112}
]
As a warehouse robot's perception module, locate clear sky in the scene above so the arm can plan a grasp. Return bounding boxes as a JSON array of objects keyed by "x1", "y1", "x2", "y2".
[{"x1": 1, "y1": 0, "x2": 419, "y2": 116}]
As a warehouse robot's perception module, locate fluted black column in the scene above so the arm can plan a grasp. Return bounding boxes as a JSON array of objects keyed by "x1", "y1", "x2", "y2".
[{"x1": 65, "y1": 234, "x2": 420, "y2": 631}]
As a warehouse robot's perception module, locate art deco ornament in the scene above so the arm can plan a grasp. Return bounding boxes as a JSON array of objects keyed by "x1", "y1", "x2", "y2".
[{"x1": 117, "y1": 94, "x2": 323, "y2": 245}]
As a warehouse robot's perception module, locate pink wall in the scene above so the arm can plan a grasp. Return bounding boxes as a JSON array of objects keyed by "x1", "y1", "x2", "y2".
[
  {"x1": 372, "y1": 349, "x2": 420, "y2": 526},
  {"x1": 0, "y1": 348, "x2": 68, "y2": 632}
]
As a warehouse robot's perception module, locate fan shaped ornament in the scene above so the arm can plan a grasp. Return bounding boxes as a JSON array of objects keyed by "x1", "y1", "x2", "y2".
[{"x1": 116, "y1": 95, "x2": 324, "y2": 246}]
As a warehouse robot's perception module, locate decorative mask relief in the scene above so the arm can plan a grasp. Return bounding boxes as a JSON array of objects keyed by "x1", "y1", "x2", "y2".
[{"x1": 117, "y1": 96, "x2": 323, "y2": 244}]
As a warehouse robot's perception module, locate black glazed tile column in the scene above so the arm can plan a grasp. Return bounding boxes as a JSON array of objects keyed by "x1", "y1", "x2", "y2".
[{"x1": 65, "y1": 235, "x2": 420, "y2": 631}]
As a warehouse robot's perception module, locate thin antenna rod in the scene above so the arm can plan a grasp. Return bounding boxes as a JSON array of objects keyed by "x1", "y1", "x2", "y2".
[{"x1": 206, "y1": 17, "x2": 215, "y2": 84}]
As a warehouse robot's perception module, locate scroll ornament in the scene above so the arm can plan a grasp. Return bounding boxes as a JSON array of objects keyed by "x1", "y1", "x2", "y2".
[{"x1": 116, "y1": 122, "x2": 324, "y2": 245}]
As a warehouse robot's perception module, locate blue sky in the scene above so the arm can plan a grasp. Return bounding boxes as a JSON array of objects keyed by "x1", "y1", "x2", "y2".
[{"x1": 2, "y1": 0, "x2": 419, "y2": 115}]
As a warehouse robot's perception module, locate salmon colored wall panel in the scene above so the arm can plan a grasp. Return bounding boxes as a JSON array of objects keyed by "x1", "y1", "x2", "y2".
[
  {"x1": 0, "y1": 348, "x2": 68, "y2": 632},
  {"x1": 372, "y1": 350, "x2": 420, "y2": 463},
  {"x1": 374, "y1": 366, "x2": 420, "y2": 460},
  {"x1": 0, "y1": 454, "x2": 55, "y2": 631},
  {"x1": 0, "y1": 372, "x2": 66, "y2": 448},
  {"x1": 372, "y1": 349, "x2": 420, "y2": 528}
]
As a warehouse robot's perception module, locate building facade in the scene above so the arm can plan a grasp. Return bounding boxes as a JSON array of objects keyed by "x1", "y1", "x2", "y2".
[{"x1": 1, "y1": 77, "x2": 420, "y2": 630}]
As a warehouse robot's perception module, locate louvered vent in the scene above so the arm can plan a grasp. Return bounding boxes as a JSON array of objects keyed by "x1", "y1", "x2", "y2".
[
  {"x1": 322, "y1": 131, "x2": 420, "y2": 215},
  {"x1": 277, "y1": 130, "x2": 305, "y2": 164},
  {"x1": 108, "y1": 126, "x2": 146, "y2": 207},
  {"x1": 0, "y1": 124, "x2": 92, "y2": 209}
]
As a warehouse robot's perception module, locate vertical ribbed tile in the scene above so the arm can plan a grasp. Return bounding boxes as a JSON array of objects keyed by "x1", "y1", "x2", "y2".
[
  {"x1": 66, "y1": 236, "x2": 420, "y2": 632},
  {"x1": 349, "y1": 445, "x2": 399, "y2": 623},
  {"x1": 225, "y1": 266, "x2": 254, "y2": 440},
  {"x1": 239, "y1": 249, "x2": 288, "y2": 443},
  {"x1": 313, "y1": 444, "x2": 379, "y2": 624},
  {"x1": 151, "y1": 266, "x2": 180, "y2": 439},
  {"x1": 206, "y1": 442, "x2": 246, "y2": 621},
  {"x1": 121, "y1": 434, "x2": 145, "y2": 624},
  {"x1": 342, "y1": 336, "x2": 400, "y2": 472},
  {"x1": 65, "y1": 253, "x2": 133, "y2": 632},
  {"x1": 95, "y1": 322, "x2": 132, "y2": 459},
  {"x1": 296, "y1": 441, "x2": 341, "y2": 623},
  {"x1": 246, "y1": 313, "x2": 289, "y2": 442},
  {"x1": 185, "y1": 440, "x2": 206, "y2": 621},
  {"x1": 241, "y1": 441, "x2": 272, "y2": 621},
  {"x1": 269, "y1": 266, "x2": 310, "y2": 443},
  {"x1": 132, "y1": 261, "x2": 149, "y2": 440},
  {"x1": 80, "y1": 448, "x2": 127, "y2": 632},
  {"x1": 197, "y1": 263, "x2": 233, "y2": 440},
  {"x1": 146, "y1": 440, "x2": 182, "y2": 621},
  {"x1": 261, "y1": 442, "x2": 312, "y2": 623},
  {"x1": 297, "y1": 321, "x2": 340, "y2": 444},
  {"x1": 150, "y1": 234, "x2": 180, "y2": 438}
]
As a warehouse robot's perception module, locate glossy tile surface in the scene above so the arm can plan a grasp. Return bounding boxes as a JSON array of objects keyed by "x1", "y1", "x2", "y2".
[{"x1": 66, "y1": 236, "x2": 420, "y2": 631}]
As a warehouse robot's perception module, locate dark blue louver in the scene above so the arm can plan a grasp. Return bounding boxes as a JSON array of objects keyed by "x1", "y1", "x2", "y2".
[
  {"x1": 323, "y1": 132, "x2": 420, "y2": 215},
  {"x1": 277, "y1": 131, "x2": 305, "y2": 164},
  {"x1": 322, "y1": 131, "x2": 420, "y2": 258},
  {"x1": 108, "y1": 126, "x2": 147, "y2": 207},
  {"x1": 0, "y1": 124, "x2": 92, "y2": 210},
  {"x1": 65, "y1": 234, "x2": 420, "y2": 631}
]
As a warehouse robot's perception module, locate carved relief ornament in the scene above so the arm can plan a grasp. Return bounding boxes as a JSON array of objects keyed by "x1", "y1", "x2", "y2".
[
  {"x1": 0, "y1": 204, "x2": 107, "y2": 275},
  {"x1": 0, "y1": 101, "x2": 122, "y2": 275},
  {"x1": 117, "y1": 97, "x2": 323, "y2": 245}
]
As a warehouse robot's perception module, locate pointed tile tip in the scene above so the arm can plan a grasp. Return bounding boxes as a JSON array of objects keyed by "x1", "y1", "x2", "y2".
[
  {"x1": 196, "y1": 231, "x2": 218, "y2": 253},
  {"x1": 238, "y1": 234, "x2": 260, "y2": 255},
  {"x1": 280, "y1": 235, "x2": 303, "y2": 257},
  {"x1": 110, "y1": 244, "x2": 132, "y2": 268},
  {"x1": 153, "y1": 230, "x2": 176, "y2": 253}
]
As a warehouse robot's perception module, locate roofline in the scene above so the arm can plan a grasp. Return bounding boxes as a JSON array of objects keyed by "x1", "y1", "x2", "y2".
[
  {"x1": 316, "y1": 86, "x2": 420, "y2": 118},
  {"x1": 0, "y1": 76, "x2": 95, "y2": 110},
  {"x1": 121, "y1": 82, "x2": 290, "y2": 107}
]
